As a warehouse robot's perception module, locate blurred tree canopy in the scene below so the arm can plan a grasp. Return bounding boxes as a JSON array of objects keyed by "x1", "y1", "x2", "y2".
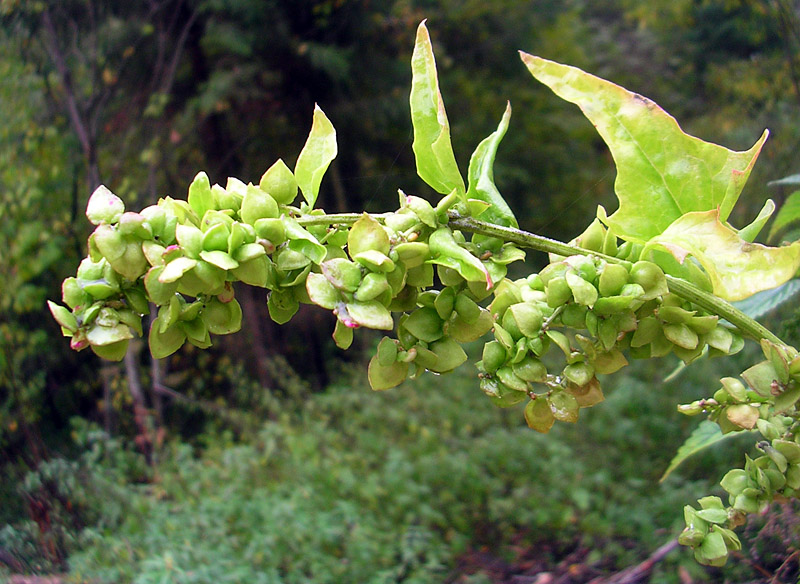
[{"x1": 2, "y1": 0, "x2": 800, "y2": 546}]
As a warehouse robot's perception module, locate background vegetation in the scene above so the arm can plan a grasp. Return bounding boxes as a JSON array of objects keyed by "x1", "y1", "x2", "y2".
[{"x1": 3, "y1": 0, "x2": 800, "y2": 581}]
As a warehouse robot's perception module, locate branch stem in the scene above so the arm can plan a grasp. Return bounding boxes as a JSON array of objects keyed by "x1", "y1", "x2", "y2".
[{"x1": 291, "y1": 209, "x2": 786, "y2": 346}]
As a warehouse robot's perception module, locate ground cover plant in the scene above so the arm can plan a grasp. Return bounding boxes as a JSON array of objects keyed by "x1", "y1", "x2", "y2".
[{"x1": 47, "y1": 20, "x2": 800, "y2": 571}]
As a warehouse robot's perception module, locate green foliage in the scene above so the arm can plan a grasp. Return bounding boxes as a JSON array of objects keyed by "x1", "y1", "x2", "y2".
[{"x1": 42, "y1": 16, "x2": 800, "y2": 573}]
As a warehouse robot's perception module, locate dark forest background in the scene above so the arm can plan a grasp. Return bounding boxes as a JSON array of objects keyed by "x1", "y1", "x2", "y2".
[{"x1": 3, "y1": 1, "x2": 800, "y2": 581}]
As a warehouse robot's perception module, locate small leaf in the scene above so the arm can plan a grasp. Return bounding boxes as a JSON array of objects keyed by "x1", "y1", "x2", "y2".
[
  {"x1": 739, "y1": 199, "x2": 774, "y2": 243},
  {"x1": 520, "y1": 53, "x2": 768, "y2": 243},
  {"x1": 409, "y1": 21, "x2": 465, "y2": 197},
  {"x1": 346, "y1": 301, "x2": 393, "y2": 330},
  {"x1": 368, "y1": 354, "x2": 408, "y2": 390},
  {"x1": 661, "y1": 421, "x2": 752, "y2": 482},
  {"x1": 769, "y1": 191, "x2": 800, "y2": 242},
  {"x1": 86, "y1": 185, "x2": 125, "y2": 225},
  {"x1": 466, "y1": 102, "x2": 517, "y2": 227},
  {"x1": 295, "y1": 104, "x2": 337, "y2": 208}
]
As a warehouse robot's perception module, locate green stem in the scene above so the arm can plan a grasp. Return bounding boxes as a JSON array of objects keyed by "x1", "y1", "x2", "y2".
[
  {"x1": 291, "y1": 210, "x2": 786, "y2": 346},
  {"x1": 447, "y1": 213, "x2": 786, "y2": 346}
]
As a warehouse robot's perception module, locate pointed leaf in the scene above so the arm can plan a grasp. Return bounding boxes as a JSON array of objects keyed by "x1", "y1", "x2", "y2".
[
  {"x1": 769, "y1": 191, "x2": 800, "y2": 242},
  {"x1": 410, "y1": 21, "x2": 465, "y2": 196},
  {"x1": 295, "y1": 104, "x2": 337, "y2": 207},
  {"x1": 521, "y1": 53, "x2": 768, "y2": 242},
  {"x1": 466, "y1": 102, "x2": 517, "y2": 227},
  {"x1": 645, "y1": 209, "x2": 800, "y2": 301},
  {"x1": 739, "y1": 199, "x2": 774, "y2": 243},
  {"x1": 661, "y1": 421, "x2": 753, "y2": 482}
]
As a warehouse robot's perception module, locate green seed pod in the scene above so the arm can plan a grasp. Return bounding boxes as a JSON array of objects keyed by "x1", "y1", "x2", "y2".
[
  {"x1": 427, "y1": 337, "x2": 468, "y2": 373},
  {"x1": 232, "y1": 255, "x2": 272, "y2": 288},
  {"x1": 630, "y1": 316, "x2": 659, "y2": 348},
  {"x1": 489, "y1": 280, "x2": 522, "y2": 318},
  {"x1": 560, "y1": 304, "x2": 587, "y2": 328},
  {"x1": 320, "y1": 258, "x2": 362, "y2": 292},
  {"x1": 564, "y1": 361, "x2": 595, "y2": 387},
  {"x1": 393, "y1": 241, "x2": 429, "y2": 268},
  {"x1": 349, "y1": 213, "x2": 391, "y2": 257},
  {"x1": 384, "y1": 209, "x2": 419, "y2": 233},
  {"x1": 86, "y1": 185, "x2": 125, "y2": 225},
  {"x1": 549, "y1": 390, "x2": 580, "y2": 423},
  {"x1": 571, "y1": 256, "x2": 597, "y2": 282},
  {"x1": 306, "y1": 272, "x2": 340, "y2": 310},
  {"x1": 501, "y1": 308, "x2": 524, "y2": 341},
  {"x1": 564, "y1": 272, "x2": 597, "y2": 308},
  {"x1": 630, "y1": 261, "x2": 668, "y2": 300},
  {"x1": 481, "y1": 341, "x2": 507, "y2": 373},
  {"x1": 142, "y1": 241, "x2": 167, "y2": 266},
  {"x1": 545, "y1": 276, "x2": 572, "y2": 308},
  {"x1": 454, "y1": 293, "x2": 481, "y2": 324},
  {"x1": 592, "y1": 295, "x2": 634, "y2": 316},
  {"x1": 527, "y1": 274, "x2": 545, "y2": 291},
  {"x1": 513, "y1": 356, "x2": 547, "y2": 382},
  {"x1": 402, "y1": 307, "x2": 444, "y2": 343},
  {"x1": 48, "y1": 301, "x2": 78, "y2": 334},
  {"x1": 507, "y1": 303, "x2": 544, "y2": 338},
  {"x1": 574, "y1": 220, "x2": 606, "y2": 252},
  {"x1": 123, "y1": 286, "x2": 150, "y2": 316},
  {"x1": 598, "y1": 263, "x2": 629, "y2": 297},
  {"x1": 268, "y1": 289, "x2": 299, "y2": 324},
  {"x1": 259, "y1": 159, "x2": 298, "y2": 205},
  {"x1": 91, "y1": 339, "x2": 130, "y2": 361},
  {"x1": 602, "y1": 229, "x2": 618, "y2": 256},
  {"x1": 254, "y1": 218, "x2": 287, "y2": 246},
  {"x1": 446, "y1": 309, "x2": 493, "y2": 343},
  {"x1": 417, "y1": 291, "x2": 438, "y2": 308},
  {"x1": 93, "y1": 224, "x2": 126, "y2": 263},
  {"x1": 656, "y1": 305, "x2": 696, "y2": 324},
  {"x1": 688, "y1": 315, "x2": 719, "y2": 334},
  {"x1": 202, "y1": 222, "x2": 231, "y2": 252},
  {"x1": 598, "y1": 318, "x2": 618, "y2": 351},
  {"x1": 353, "y1": 250, "x2": 395, "y2": 273},
  {"x1": 376, "y1": 336, "x2": 399, "y2": 367},
  {"x1": 496, "y1": 366, "x2": 528, "y2": 392},
  {"x1": 202, "y1": 297, "x2": 243, "y2": 335},
  {"x1": 664, "y1": 323, "x2": 699, "y2": 350},
  {"x1": 240, "y1": 184, "x2": 279, "y2": 224},
  {"x1": 437, "y1": 265, "x2": 465, "y2": 287},
  {"x1": 619, "y1": 282, "x2": 646, "y2": 300},
  {"x1": 406, "y1": 263, "x2": 434, "y2": 288},
  {"x1": 118, "y1": 212, "x2": 153, "y2": 239},
  {"x1": 355, "y1": 272, "x2": 390, "y2": 302},
  {"x1": 404, "y1": 195, "x2": 438, "y2": 228},
  {"x1": 199, "y1": 250, "x2": 239, "y2": 271},
  {"x1": 524, "y1": 397, "x2": 555, "y2": 433},
  {"x1": 538, "y1": 262, "x2": 568, "y2": 286},
  {"x1": 434, "y1": 286, "x2": 456, "y2": 320}
]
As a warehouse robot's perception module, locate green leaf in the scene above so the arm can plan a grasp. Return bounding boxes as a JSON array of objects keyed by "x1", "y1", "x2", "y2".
[
  {"x1": 466, "y1": 102, "x2": 517, "y2": 227},
  {"x1": 520, "y1": 53, "x2": 768, "y2": 243},
  {"x1": 409, "y1": 21, "x2": 465, "y2": 197},
  {"x1": 661, "y1": 421, "x2": 752, "y2": 482},
  {"x1": 769, "y1": 191, "x2": 800, "y2": 242},
  {"x1": 733, "y1": 279, "x2": 800, "y2": 320},
  {"x1": 86, "y1": 185, "x2": 125, "y2": 225},
  {"x1": 295, "y1": 104, "x2": 337, "y2": 208},
  {"x1": 739, "y1": 199, "x2": 775, "y2": 243},
  {"x1": 645, "y1": 210, "x2": 800, "y2": 301}
]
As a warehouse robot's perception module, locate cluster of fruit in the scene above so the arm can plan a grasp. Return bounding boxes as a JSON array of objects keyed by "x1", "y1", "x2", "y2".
[
  {"x1": 474, "y1": 253, "x2": 744, "y2": 433},
  {"x1": 48, "y1": 163, "x2": 529, "y2": 372},
  {"x1": 677, "y1": 339, "x2": 800, "y2": 564}
]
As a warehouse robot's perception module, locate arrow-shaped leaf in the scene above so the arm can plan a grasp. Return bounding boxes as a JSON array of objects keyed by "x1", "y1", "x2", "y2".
[
  {"x1": 645, "y1": 209, "x2": 800, "y2": 301},
  {"x1": 466, "y1": 102, "x2": 517, "y2": 228},
  {"x1": 295, "y1": 104, "x2": 337, "y2": 208},
  {"x1": 520, "y1": 53, "x2": 768, "y2": 243},
  {"x1": 410, "y1": 21, "x2": 465, "y2": 197}
]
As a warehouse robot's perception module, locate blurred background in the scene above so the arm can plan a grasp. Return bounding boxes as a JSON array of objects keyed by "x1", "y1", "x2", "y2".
[{"x1": 3, "y1": 0, "x2": 800, "y2": 581}]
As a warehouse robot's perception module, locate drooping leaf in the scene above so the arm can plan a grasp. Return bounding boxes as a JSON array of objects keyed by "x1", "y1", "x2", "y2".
[
  {"x1": 661, "y1": 421, "x2": 752, "y2": 482},
  {"x1": 520, "y1": 53, "x2": 768, "y2": 243},
  {"x1": 769, "y1": 191, "x2": 800, "y2": 242},
  {"x1": 644, "y1": 210, "x2": 800, "y2": 301},
  {"x1": 466, "y1": 102, "x2": 517, "y2": 227},
  {"x1": 409, "y1": 21, "x2": 465, "y2": 197},
  {"x1": 733, "y1": 279, "x2": 800, "y2": 320},
  {"x1": 295, "y1": 104, "x2": 337, "y2": 208}
]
